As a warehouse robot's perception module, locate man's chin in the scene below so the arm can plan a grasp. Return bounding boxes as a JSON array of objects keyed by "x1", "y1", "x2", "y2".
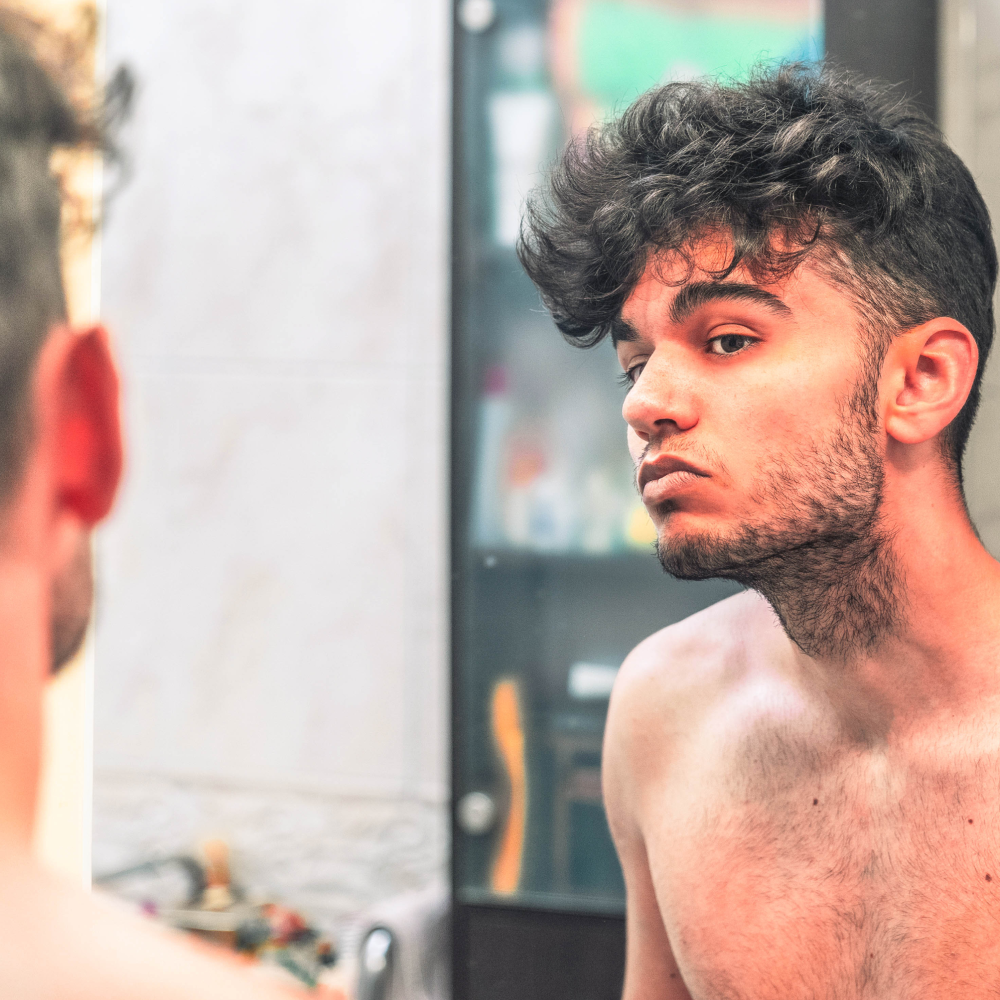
[
  {"x1": 654, "y1": 526, "x2": 765, "y2": 583},
  {"x1": 656, "y1": 542, "x2": 733, "y2": 581}
]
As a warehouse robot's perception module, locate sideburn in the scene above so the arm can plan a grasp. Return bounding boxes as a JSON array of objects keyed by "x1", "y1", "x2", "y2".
[{"x1": 50, "y1": 531, "x2": 92, "y2": 673}]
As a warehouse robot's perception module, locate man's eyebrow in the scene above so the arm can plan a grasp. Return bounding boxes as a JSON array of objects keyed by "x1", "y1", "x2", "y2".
[
  {"x1": 610, "y1": 318, "x2": 640, "y2": 345},
  {"x1": 669, "y1": 281, "x2": 792, "y2": 324}
]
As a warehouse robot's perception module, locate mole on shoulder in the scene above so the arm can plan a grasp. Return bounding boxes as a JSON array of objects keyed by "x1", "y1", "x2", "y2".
[
  {"x1": 813, "y1": 798, "x2": 818, "y2": 806},
  {"x1": 970, "y1": 818, "x2": 974, "y2": 824},
  {"x1": 986, "y1": 874, "x2": 992, "y2": 882}
]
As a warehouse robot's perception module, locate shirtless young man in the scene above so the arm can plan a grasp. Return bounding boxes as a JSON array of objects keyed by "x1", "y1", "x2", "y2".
[
  {"x1": 518, "y1": 66, "x2": 1000, "y2": 998},
  {"x1": 0, "y1": 20, "x2": 299, "y2": 1000}
]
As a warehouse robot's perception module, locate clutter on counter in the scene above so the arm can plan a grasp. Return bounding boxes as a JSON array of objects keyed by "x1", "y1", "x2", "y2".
[{"x1": 96, "y1": 839, "x2": 345, "y2": 996}]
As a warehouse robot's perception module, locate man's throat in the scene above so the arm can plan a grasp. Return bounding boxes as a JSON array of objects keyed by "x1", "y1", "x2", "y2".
[{"x1": 749, "y1": 527, "x2": 906, "y2": 662}]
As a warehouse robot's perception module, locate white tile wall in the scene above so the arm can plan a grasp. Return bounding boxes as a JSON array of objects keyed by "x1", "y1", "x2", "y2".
[{"x1": 93, "y1": 0, "x2": 450, "y2": 934}]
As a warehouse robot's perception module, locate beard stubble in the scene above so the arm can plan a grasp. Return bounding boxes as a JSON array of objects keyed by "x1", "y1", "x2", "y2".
[
  {"x1": 654, "y1": 359, "x2": 903, "y2": 660},
  {"x1": 50, "y1": 532, "x2": 92, "y2": 674}
]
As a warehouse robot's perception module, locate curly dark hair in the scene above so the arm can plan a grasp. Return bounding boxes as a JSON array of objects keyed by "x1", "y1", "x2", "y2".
[{"x1": 517, "y1": 64, "x2": 998, "y2": 473}]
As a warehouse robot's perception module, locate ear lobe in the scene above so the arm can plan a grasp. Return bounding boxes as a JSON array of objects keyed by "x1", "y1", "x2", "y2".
[
  {"x1": 56, "y1": 325, "x2": 123, "y2": 524},
  {"x1": 884, "y1": 320, "x2": 978, "y2": 447}
]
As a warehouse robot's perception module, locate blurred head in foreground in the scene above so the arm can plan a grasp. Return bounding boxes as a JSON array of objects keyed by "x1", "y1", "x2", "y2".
[
  {"x1": 0, "y1": 16, "x2": 309, "y2": 1000},
  {"x1": 0, "y1": 12, "x2": 123, "y2": 673},
  {"x1": 519, "y1": 65, "x2": 996, "y2": 657}
]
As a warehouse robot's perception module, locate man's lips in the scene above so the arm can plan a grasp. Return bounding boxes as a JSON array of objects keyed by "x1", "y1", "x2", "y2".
[{"x1": 639, "y1": 455, "x2": 709, "y2": 504}]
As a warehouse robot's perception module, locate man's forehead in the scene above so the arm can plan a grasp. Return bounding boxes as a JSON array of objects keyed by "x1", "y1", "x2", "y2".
[
  {"x1": 615, "y1": 258, "x2": 796, "y2": 345},
  {"x1": 628, "y1": 241, "x2": 790, "y2": 301},
  {"x1": 639, "y1": 242, "x2": 736, "y2": 285}
]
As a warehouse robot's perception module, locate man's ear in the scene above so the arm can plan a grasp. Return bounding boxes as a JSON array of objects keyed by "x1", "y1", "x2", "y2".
[
  {"x1": 883, "y1": 318, "x2": 978, "y2": 447},
  {"x1": 43, "y1": 325, "x2": 123, "y2": 525}
]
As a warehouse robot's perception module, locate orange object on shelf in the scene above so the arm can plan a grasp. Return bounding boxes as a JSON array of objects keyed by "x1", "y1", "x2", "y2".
[{"x1": 490, "y1": 678, "x2": 527, "y2": 895}]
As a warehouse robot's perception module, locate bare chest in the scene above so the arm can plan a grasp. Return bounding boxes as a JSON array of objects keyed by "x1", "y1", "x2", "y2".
[{"x1": 647, "y1": 740, "x2": 1000, "y2": 999}]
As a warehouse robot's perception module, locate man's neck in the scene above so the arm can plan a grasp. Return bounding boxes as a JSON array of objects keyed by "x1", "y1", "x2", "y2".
[
  {"x1": 771, "y1": 472, "x2": 1000, "y2": 739},
  {"x1": 755, "y1": 519, "x2": 905, "y2": 663}
]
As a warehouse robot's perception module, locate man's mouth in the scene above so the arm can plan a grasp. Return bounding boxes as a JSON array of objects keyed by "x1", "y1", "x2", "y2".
[{"x1": 639, "y1": 455, "x2": 709, "y2": 505}]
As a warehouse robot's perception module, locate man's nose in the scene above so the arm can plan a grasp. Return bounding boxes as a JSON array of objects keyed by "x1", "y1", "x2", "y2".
[{"x1": 621, "y1": 359, "x2": 698, "y2": 442}]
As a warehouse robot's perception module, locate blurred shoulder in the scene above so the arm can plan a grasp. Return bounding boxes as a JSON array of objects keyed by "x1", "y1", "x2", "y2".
[{"x1": 0, "y1": 864, "x2": 302, "y2": 1000}]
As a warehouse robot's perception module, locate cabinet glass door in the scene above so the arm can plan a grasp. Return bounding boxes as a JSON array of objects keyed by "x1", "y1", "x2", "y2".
[{"x1": 453, "y1": 0, "x2": 824, "y2": 916}]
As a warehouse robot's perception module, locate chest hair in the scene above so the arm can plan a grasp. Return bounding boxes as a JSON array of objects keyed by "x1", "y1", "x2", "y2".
[{"x1": 654, "y1": 726, "x2": 1000, "y2": 999}]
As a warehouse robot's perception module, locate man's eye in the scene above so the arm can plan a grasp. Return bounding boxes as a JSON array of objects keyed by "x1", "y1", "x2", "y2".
[
  {"x1": 618, "y1": 362, "x2": 646, "y2": 389},
  {"x1": 708, "y1": 333, "x2": 755, "y2": 356}
]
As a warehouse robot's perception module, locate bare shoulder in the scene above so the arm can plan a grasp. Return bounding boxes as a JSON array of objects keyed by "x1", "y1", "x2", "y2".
[
  {"x1": 603, "y1": 590, "x2": 778, "y2": 815},
  {"x1": 612, "y1": 588, "x2": 775, "y2": 716}
]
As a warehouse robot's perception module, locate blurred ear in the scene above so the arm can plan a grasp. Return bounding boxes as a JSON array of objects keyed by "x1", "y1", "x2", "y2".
[
  {"x1": 883, "y1": 318, "x2": 978, "y2": 448},
  {"x1": 46, "y1": 324, "x2": 123, "y2": 525}
]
